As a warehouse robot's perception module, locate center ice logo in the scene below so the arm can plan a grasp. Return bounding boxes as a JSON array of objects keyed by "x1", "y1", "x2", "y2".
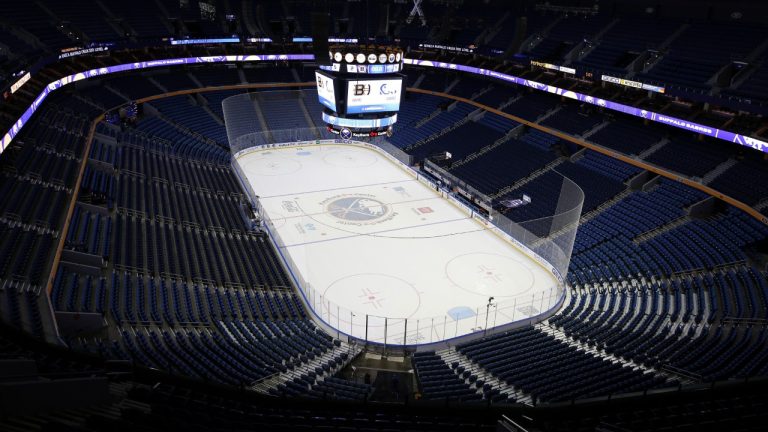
[{"x1": 325, "y1": 195, "x2": 392, "y2": 223}]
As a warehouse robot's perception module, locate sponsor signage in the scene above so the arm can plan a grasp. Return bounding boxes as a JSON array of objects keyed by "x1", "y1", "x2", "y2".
[
  {"x1": 602, "y1": 74, "x2": 666, "y2": 94},
  {"x1": 293, "y1": 37, "x2": 359, "y2": 43},
  {"x1": 327, "y1": 127, "x2": 390, "y2": 138},
  {"x1": 58, "y1": 46, "x2": 109, "y2": 60},
  {"x1": 170, "y1": 37, "x2": 240, "y2": 45},
  {"x1": 418, "y1": 43, "x2": 474, "y2": 53},
  {"x1": 531, "y1": 60, "x2": 576, "y2": 75},
  {"x1": 10, "y1": 72, "x2": 31, "y2": 94}
]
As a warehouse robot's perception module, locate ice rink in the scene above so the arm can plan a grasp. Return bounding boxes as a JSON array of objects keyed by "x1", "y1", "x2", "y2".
[{"x1": 236, "y1": 143, "x2": 561, "y2": 345}]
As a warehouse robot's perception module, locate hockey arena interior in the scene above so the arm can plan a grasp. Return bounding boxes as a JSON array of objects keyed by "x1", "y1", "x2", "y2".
[{"x1": 1, "y1": 0, "x2": 768, "y2": 431}]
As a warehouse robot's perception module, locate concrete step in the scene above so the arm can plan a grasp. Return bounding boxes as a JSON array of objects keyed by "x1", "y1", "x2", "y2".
[
  {"x1": 437, "y1": 347, "x2": 533, "y2": 405},
  {"x1": 637, "y1": 138, "x2": 669, "y2": 159},
  {"x1": 702, "y1": 158, "x2": 738, "y2": 185},
  {"x1": 633, "y1": 216, "x2": 691, "y2": 244}
]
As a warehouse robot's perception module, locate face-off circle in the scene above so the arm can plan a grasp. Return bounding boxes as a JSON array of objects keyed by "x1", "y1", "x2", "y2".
[
  {"x1": 264, "y1": 211, "x2": 287, "y2": 230},
  {"x1": 323, "y1": 273, "x2": 421, "y2": 319},
  {"x1": 245, "y1": 156, "x2": 302, "y2": 176},
  {"x1": 322, "y1": 149, "x2": 378, "y2": 168},
  {"x1": 445, "y1": 252, "x2": 536, "y2": 299}
]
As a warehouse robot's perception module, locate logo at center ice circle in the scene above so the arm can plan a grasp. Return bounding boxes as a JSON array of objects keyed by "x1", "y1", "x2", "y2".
[{"x1": 326, "y1": 195, "x2": 391, "y2": 223}]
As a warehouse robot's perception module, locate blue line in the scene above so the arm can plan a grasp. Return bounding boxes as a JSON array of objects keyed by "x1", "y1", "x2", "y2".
[
  {"x1": 268, "y1": 195, "x2": 444, "y2": 221},
  {"x1": 280, "y1": 216, "x2": 478, "y2": 248},
  {"x1": 260, "y1": 178, "x2": 417, "y2": 199}
]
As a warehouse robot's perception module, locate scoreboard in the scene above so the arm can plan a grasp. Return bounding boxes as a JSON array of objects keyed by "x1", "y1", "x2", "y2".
[
  {"x1": 315, "y1": 72, "x2": 403, "y2": 116},
  {"x1": 345, "y1": 78, "x2": 402, "y2": 114},
  {"x1": 315, "y1": 46, "x2": 405, "y2": 137}
]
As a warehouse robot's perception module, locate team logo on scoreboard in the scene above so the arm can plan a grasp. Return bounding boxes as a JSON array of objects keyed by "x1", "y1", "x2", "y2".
[
  {"x1": 339, "y1": 128, "x2": 352, "y2": 140},
  {"x1": 352, "y1": 84, "x2": 371, "y2": 96},
  {"x1": 323, "y1": 194, "x2": 395, "y2": 225},
  {"x1": 379, "y1": 83, "x2": 398, "y2": 96}
]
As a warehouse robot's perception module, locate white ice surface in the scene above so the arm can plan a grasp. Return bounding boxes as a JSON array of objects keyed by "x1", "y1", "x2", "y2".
[{"x1": 236, "y1": 144, "x2": 560, "y2": 345}]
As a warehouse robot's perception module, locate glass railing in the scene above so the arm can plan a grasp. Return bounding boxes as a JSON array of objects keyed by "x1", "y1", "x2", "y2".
[{"x1": 226, "y1": 91, "x2": 582, "y2": 347}]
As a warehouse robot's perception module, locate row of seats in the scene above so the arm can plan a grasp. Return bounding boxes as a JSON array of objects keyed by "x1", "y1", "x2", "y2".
[
  {"x1": 0, "y1": 224, "x2": 54, "y2": 287},
  {"x1": 645, "y1": 133, "x2": 733, "y2": 178},
  {"x1": 113, "y1": 320, "x2": 335, "y2": 387},
  {"x1": 400, "y1": 103, "x2": 477, "y2": 150},
  {"x1": 454, "y1": 326, "x2": 672, "y2": 403},
  {"x1": 114, "y1": 176, "x2": 248, "y2": 232},
  {"x1": 540, "y1": 104, "x2": 604, "y2": 136},
  {"x1": 568, "y1": 207, "x2": 766, "y2": 286},
  {"x1": 0, "y1": 101, "x2": 88, "y2": 297},
  {"x1": 637, "y1": 23, "x2": 767, "y2": 89},
  {"x1": 412, "y1": 352, "x2": 484, "y2": 403},
  {"x1": 51, "y1": 268, "x2": 302, "y2": 322},
  {"x1": 552, "y1": 270, "x2": 768, "y2": 375},
  {"x1": 409, "y1": 121, "x2": 503, "y2": 162},
  {"x1": 574, "y1": 17, "x2": 683, "y2": 74},
  {"x1": 64, "y1": 205, "x2": 111, "y2": 258},
  {"x1": 588, "y1": 116, "x2": 665, "y2": 155},
  {"x1": 149, "y1": 96, "x2": 229, "y2": 145},
  {"x1": 450, "y1": 137, "x2": 558, "y2": 195},
  {"x1": 110, "y1": 214, "x2": 286, "y2": 288}
]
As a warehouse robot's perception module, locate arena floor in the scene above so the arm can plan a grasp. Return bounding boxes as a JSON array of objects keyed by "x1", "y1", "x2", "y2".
[{"x1": 235, "y1": 143, "x2": 560, "y2": 345}]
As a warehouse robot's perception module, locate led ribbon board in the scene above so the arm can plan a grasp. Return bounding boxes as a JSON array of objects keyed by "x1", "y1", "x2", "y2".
[
  {"x1": 0, "y1": 54, "x2": 313, "y2": 153},
  {"x1": 3, "y1": 54, "x2": 766, "y2": 155},
  {"x1": 322, "y1": 112, "x2": 397, "y2": 128},
  {"x1": 169, "y1": 38, "x2": 241, "y2": 45},
  {"x1": 404, "y1": 59, "x2": 768, "y2": 154}
]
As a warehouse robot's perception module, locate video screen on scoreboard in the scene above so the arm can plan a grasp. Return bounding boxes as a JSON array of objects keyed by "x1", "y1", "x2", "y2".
[
  {"x1": 345, "y1": 77, "x2": 403, "y2": 114},
  {"x1": 315, "y1": 71, "x2": 337, "y2": 112}
]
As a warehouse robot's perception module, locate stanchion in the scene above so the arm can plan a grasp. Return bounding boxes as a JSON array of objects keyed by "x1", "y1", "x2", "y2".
[{"x1": 403, "y1": 318, "x2": 408, "y2": 346}]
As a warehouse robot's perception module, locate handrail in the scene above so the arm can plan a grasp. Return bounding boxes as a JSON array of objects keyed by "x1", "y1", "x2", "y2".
[{"x1": 44, "y1": 112, "x2": 102, "y2": 296}]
